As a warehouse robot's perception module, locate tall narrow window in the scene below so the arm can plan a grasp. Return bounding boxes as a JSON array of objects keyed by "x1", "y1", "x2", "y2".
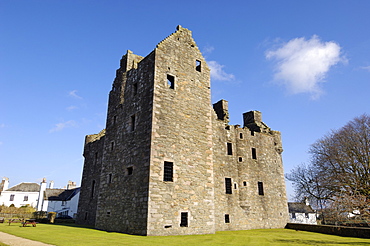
[
  {"x1": 91, "y1": 180, "x2": 96, "y2": 199},
  {"x1": 130, "y1": 115, "x2": 136, "y2": 131},
  {"x1": 167, "y1": 74, "x2": 175, "y2": 89},
  {"x1": 225, "y1": 214, "x2": 230, "y2": 223},
  {"x1": 9, "y1": 194, "x2": 14, "y2": 201},
  {"x1": 133, "y1": 83, "x2": 138, "y2": 95},
  {"x1": 113, "y1": 115, "x2": 117, "y2": 125},
  {"x1": 111, "y1": 142, "x2": 114, "y2": 151},
  {"x1": 180, "y1": 212, "x2": 188, "y2": 227},
  {"x1": 239, "y1": 133, "x2": 243, "y2": 139},
  {"x1": 252, "y1": 148, "x2": 257, "y2": 159},
  {"x1": 227, "y1": 143, "x2": 233, "y2": 155},
  {"x1": 108, "y1": 173, "x2": 112, "y2": 183},
  {"x1": 94, "y1": 152, "x2": 98, "y2": 164},
  {"x1": 251, "y1": 130, "x2": 255, "y2": 136},
  {"x1": 164, "y1": 161, "x2": 173, "y2": 182},
  {"x1": 258, "y1": 181, "x2": 264, "y2": 196},
  {"x1": 84, "y1": 212, "x2": 88, "y2": 220},
  {"x1": 196, "y1": 60, "x2": 201, "y2": 72},
  {"x1": 225, "y1": 178, "x2": 232, "y2": 194}
]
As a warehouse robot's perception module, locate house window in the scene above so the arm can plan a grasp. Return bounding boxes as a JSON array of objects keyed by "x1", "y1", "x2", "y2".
[
  {"x1": 23, "y1": 196, "x2": 28, "y2": 201},
  {"x1": 127, "y1": 167, "x2": 133, "y2": 175},
  {"x1": 225, "y1": 214, "x2": 230, "y2": 223},
  {"x1": 62, "y1": 201, "x2": 66, "y2": 206},
  {"x1": 130, "y1": 115, "x2": 136, "y2": 131},
  {"x1": 225, "y1": 178, "x2": 232, "y2": 194},
  {"x1": 196, "y1": 60, "x2": 201, "y2": 72},
  {"x1": 180, "y1": 212, "x2": 188, "y2": 227},
  {"x1": 10, "y1": 194, "x2": 14, "y2": 201},
  {"x1": 164, "y1": 161, "x2": 173, "y2": 182},
  {"x1": 258, "y1": 181, "x2": 264, "y2": 196},
  {"x1": 292, "y1": 213, "x2": 296, "y2": 219},
  {"x1": 252, "y1": 148, "x2": 257, "y2": 159},
  {"x1": 227, "y1": 143, "x2": 233, "y2": 155},
  {"x1": 239, "y1": 133, "x2": 243, "y2": 139},
  {"x1": 167, "y1": 74, "x2": 175, "y2": 89},
  {"x1": 305, "y1": 213, "x2": 309, "y2": 218}
]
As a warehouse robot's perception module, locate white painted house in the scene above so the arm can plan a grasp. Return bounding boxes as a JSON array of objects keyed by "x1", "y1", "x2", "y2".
[
  {"x1": 288, "y1": 199, "x2": 317, "y2": 225},
  {"x1": 0, "y1": 177, "x2": 40, "y2": 207},
  {"x1": 1, "y1": 177, "x2": 79, "y2": 218}
]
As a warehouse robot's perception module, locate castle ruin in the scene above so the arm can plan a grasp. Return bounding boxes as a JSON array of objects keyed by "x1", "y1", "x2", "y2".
[{"x1": 76, "y1": 25, "x2": 289, "y2": 236}]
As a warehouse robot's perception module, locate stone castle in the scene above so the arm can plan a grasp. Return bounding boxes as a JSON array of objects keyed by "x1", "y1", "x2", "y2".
[{"x1": 76, "y1": 26, "x2": 289, "y2": 236}]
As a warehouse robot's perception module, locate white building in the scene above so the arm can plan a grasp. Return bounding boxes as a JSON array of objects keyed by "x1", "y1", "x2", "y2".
[
  {"x1": 288, "y1": 199, "x2": 317, "y2": 225},
  {"x1": 0, "y1": 177, "x2": 79, "y2": 218},
  {"x1": 0, "y1": 177, "x2": 40, "y2": 207}
]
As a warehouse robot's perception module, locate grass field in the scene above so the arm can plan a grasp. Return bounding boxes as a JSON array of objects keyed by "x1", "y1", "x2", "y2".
[{"x1": 0, "y1": 223, "x2": 369, "y2": 246}]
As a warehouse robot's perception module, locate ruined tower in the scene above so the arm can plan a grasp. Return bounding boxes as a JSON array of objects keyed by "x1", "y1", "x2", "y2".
[{"x1": 76, "y1": 26, "x2": 289, "y2": 236}]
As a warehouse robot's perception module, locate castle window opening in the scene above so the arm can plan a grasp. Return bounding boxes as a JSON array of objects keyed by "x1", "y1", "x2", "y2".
[
  {"x1": 225, "y1": 214, "x2": 230, "y2": 223},
  {"x1": 234, "y1": 183, "x2": 237, "y2": 189},
  {"x1": 243, "y1": 181, "x2": 247, "y2": 186},
  {"x1": 251, "y1": 131, "x2": 255, "y2": 136},
  {"x1": 164, "y1": 161, "x2": 173, "y2": 182},
  {"x1": 164, "y1": 225, "x2": 172, "y2": 228},
  {"x1": 239, "y1": 133, "x2": 243, "y2": 139},
  {"x1": 167, "y1": 74, "x2": 175, "y2": 89},
  {"x1": 227, "y1": 142, "x2": 233, "y2": 155},
  {"x1": 130, "y1": 115, "x2": 136, "y2": 131},
  {"x1": 252, "y1": 148, "x2": 257, "y2": 159},
  {"x1": 196, "y1": 60, "x2": 201, "y2": 72},
  {"x1": 127, "y1": 167, "x2": 133, "y2": 175},
  {"x1": 133, "y1": 82, "x2": 138, "y2": 95},
  {"x1": 238, "y1": 157, "x2": 243, "y2": 162},
  {"x1": 180, "y1": 212, "x2": 188, "y2": 227},
  {"x1": 91, "y1": 180, "x2": 96, "y2": 199},
  {"x1": 84, "y1": 212, "x2": 88, "y2": 220},
  {"x1": 107, "y1": 211, "x2": 111, "y2": 216},
  {"x1": 108, "y1": 173, "x2": 112, "y2": 183},
  {"x1": 258, "y1": 181, "x2": 264, "y2": 196},
  {"x1": 225, "y1": 178, "x2": 232, "y2": 194},
  {"x1": 113, "y1": 115, "x2": 117, "y2": 125}
]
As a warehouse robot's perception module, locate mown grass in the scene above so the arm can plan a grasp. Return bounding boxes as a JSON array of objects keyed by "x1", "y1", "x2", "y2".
[{"x1": 0, "y1": 223, "x2": 369, "y2": 246}]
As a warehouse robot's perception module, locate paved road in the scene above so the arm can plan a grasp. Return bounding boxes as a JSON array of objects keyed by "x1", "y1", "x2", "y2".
[{"x1": 0, "y1": 231, "x2": 54, "y2": 246}]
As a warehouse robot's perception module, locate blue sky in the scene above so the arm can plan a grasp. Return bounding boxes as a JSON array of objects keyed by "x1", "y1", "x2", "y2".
[{"x1": 1, "y1": 1, "x2": 369, "y2": 200}]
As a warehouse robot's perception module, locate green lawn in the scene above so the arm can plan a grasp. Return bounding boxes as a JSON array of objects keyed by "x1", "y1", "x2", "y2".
[{"x1": 0, "y1": 223, "x2": 369, "y2": 246}]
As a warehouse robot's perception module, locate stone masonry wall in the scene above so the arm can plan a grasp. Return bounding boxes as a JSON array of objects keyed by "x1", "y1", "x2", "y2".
[
  {"x1": 212, "y1": 105, "x2": 289, "y2": 231},
  {"x1": 146, "y1": 26, "x2": 215, "y2": 236},
  {"x1": 76, "y1": 130, "x2": 105, "y2": 226},
  {"x1": 93, "y1": 50, "x2": 156, "y2": 235}
]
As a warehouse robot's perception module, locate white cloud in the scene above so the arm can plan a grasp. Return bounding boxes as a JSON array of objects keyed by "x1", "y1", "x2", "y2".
[
  {"x1": 266, "y1": 35, "x2": 345, "y2": 99},
  {"x1": 49, "y1": 120, "x2": 76, "y2": 133},
  {"x1": 360, "y1": 66, "x2": 370, "y2": 72},
  {"x1": 202, "y1": 45, "x2": 215, "y2": 55},
  {"x1": 68, "y1": 90, "x2": 82, "y2": 99},
  {"x1": 66, "y1": 105, "x2": 78, "y2": 111},
  {"x1": 208, "y1": 60, "x2": 235, "y2": 81}
]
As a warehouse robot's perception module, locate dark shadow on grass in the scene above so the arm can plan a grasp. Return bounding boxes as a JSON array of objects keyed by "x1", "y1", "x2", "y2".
[{"x1": 277, "y1": 239, "x2": 370, "y2": 245}]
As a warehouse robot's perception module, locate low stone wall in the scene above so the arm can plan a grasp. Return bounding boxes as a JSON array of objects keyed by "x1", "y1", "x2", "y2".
[{"x1": 285, "y1": 223, "x2": 370, "y2": 239}]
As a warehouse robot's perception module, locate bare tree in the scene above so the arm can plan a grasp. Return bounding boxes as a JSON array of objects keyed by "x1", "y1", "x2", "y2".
[{"x1": 287, "y1": 114, "x2": 370, "y2": 224}]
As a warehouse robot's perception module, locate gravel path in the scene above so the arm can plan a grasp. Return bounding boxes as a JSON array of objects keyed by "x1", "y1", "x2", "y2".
[{"x1": 0, "y1": 231, "x2": 54, "y2": 246}]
